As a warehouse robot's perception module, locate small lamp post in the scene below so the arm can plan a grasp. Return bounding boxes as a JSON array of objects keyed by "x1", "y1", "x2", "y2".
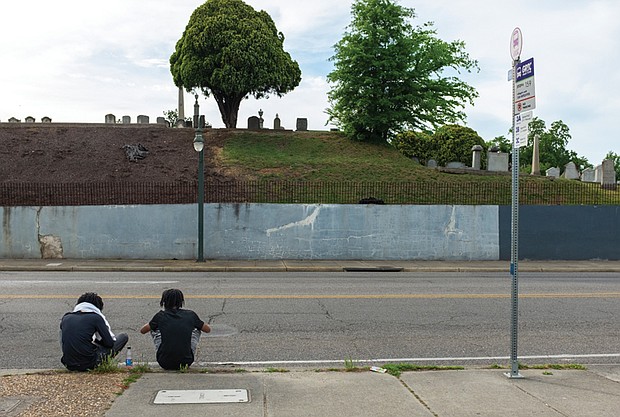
[{"x1": 192, "y1": 94, "x2": 205, "y2": 262}]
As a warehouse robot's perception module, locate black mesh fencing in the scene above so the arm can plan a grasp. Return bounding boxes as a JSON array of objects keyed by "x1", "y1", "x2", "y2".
[{"x1": 0, "y1": 180, "x2": 618, "y2": 206}]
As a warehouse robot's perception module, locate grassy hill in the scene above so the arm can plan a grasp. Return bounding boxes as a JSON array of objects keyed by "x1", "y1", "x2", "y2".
[
  {"x1": 218, "y1": 129, "x2": 491, "y2": 182},
  {"x1": 1, "y1": 125, "x2": 617, "y2": 205}
]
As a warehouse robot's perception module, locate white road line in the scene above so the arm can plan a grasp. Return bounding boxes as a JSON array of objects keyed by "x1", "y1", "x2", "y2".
[
  {"x1": 194, "y1": 353, "x2": 620, "y2": 367},
  {"x1": 0, "y1": 280, "x2": 179, "y2": 284}
]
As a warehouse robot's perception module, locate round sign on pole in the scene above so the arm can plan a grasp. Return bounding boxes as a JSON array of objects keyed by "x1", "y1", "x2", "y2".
[{"x1": 510, "y1": 27, "x2": 522, "y2": 61}]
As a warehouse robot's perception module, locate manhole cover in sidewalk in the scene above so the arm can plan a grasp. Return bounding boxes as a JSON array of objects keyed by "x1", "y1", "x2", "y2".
[{"x1": 154, "y1": 389, "x2": 249, "y2": 404}]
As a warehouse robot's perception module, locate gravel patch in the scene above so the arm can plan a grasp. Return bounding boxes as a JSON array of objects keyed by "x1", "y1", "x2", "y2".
[{"x1": 0, "y1": 371, "x2": 129, "y2": 417}]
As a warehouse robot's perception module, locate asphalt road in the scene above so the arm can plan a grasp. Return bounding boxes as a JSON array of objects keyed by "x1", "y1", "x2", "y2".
[{"x1": 0, "y1": 271, "x2": 618, "y2": 369}]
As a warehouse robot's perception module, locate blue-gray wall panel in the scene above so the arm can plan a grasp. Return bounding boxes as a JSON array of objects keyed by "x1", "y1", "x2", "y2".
[{"x1": 499, "y1": 206, "x2": 620, "y2": 260}]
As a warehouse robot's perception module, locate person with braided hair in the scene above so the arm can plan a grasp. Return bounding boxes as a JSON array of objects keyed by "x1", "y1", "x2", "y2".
[{"x1": 140, "y1": 288, "x2": 211, "y2": 370}]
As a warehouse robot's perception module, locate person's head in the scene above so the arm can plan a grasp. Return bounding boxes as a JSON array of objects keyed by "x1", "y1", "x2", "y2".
[
  {"x1": 160, "y1": 288, "x2": 184, "y2": 310},
  {"x1": 77, "y1": 292, "x2": 104, "y2": 310}
]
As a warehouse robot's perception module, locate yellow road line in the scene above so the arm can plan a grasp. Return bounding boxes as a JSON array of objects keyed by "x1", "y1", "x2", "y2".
[{"x1": 1, "y1": 293, "x2": 620, "y2": 300}]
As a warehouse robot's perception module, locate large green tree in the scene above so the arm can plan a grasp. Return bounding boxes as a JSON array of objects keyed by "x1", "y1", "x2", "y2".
[
  {"x1": 170, "y1": 0, "x2": 301, "y2": 128},
  {"x1": 393, "y1": 125, "x2": 485, "y2": 166},
  {"x1": 520, "y1": 118, "x2": 591, "y2": 172},
  {"x1": 327, "y1": 0, "x2": 478, "y2": 143}
]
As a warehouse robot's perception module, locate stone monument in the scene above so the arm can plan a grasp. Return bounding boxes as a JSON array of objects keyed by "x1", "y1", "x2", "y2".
[
  {"x1": 562, "y1": 162, "x2": 580, "y2": 180},
  {"x1": 248, "y1": 116, "x2": 260, "y2": 130},
  {"x1": 471, "y1": 145, "x2": 483, "y2": 170},
  {"x1": 601, "y1": 159, "x2": 617, "y2": 189},
  {"x1": 296, "y1": 118, "x2": 308, "y2": 131},
  {"x1": 546, "y1": 167, "x2": 560, "y2": 178},
  {"x1": 487, "y1": 152, "x2": 509, "y2": 172}
]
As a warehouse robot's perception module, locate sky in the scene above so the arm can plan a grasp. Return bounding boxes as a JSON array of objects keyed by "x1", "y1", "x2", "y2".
[{"x1": 1, "y1": 0, "x2": 619, "y2": 165}]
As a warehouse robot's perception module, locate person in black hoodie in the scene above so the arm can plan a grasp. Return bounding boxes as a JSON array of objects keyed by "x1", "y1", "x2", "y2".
[
  {"x1": 60, "y1": 292, "x2": 128, "y2": 371},
  {"x1": 140, "y1": 288, "x2": 211, "y2": 370}
]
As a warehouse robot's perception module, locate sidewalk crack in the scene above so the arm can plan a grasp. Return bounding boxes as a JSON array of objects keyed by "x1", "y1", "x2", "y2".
[
  {"x1": 397, "y1": 378, "x2": 439, "y2": 417},
  {"x1": 514, "y1": 385, "x2": 569, "y2": 416}
]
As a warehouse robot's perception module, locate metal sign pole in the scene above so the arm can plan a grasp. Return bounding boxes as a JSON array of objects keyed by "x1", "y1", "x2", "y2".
[
  {"x1": 507, "y1": 56, "x2": 524, "y2": 379},
  {"x1": 505, "y1": 27, "x2": 524, "y2": 379}
]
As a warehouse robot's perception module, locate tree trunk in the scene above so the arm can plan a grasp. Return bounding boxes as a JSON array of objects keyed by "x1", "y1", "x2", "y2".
[{"x1": 213, "y1": 92, "x2": 243, "y2": 128}]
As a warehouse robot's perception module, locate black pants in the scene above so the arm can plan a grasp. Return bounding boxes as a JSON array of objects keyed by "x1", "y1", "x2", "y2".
[{"x1": 95, "y1": 333, "x2": 129, "y2": 364}]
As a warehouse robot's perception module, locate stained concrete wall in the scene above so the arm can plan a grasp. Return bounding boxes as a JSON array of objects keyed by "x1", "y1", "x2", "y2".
[{"x1": 1, "y1": 204, "x2": 499, "y2": 260}]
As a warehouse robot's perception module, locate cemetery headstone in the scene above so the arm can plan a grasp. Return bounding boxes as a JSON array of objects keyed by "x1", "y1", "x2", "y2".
[
  {"x1": 601, "y1": 159, "x2": 617, "y2": 189},
  {"x1": 487, "y1": 152, "x2": 509, "y2": 172},
  {"x1": 581, "y1": 168, "x2": 595, "y2": 182},
  {"x1": 296, "y1": 118, "x2": 308, "y2": 131},
  {"x1": 446, "y1": 161, "x2": 466, "y2": 169},
  {"x1": 156, "y1": 116, "x2": 167, "y2": 125},
  {"x1": 25, "y1": 116, "x2": 35, "y2": 123},
  {"x1": 137, "y1": 115, "x2": 150, "y2": 124},
  {"x1": 471, "y1": 145, "x2": 483, "y2": 170},
  {"x1": 122, "y1": 116, "x2": 131, "y2": 124},
  {"x1": 427, "y1": 159, "x2": 438, "y2": 168},
  {"x1": 248, "y1": 116, "x2": 260, "y2": 130},
  {"x1": 41, "y1": 116, "x2": 52, "y2": 123},
  {"x1": 562, "y1": 162, "x2": 580, "y2": 180},
  {"x1": 274, "y1": 114, "x2": 281, "y2": 130},
  {"x1": 546, "y1": 167, "x2": 560, "y2": 178},
  {"x1": 105, "y1": 114, "x2": 116, "y2": 124},
  {"x1": 595, "y1": 164, "x2": 603, "y2": 183}
]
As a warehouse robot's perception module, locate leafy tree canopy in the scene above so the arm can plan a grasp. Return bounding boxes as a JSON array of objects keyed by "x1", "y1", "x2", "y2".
[
  {"x1": 170, "y1": 0, "x2": 301, "y2": 128},
  {"x1": 327, "y1": 0, "x2": 478, "y2": 143},
  {"x1": 519, "y1": 118, "x2": 591, "y2": 172},
  {"x1": 393, "y1": 125, "x2": 484, "y2": 167}
]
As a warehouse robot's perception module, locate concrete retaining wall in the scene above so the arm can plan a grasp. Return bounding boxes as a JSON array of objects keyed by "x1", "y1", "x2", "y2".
[
  {"x1": 1, "y1": 204, "x2": 499, "y2": 260},
  {"x1": 2, "y1": 204, "x2": 617, "y2": 260}
]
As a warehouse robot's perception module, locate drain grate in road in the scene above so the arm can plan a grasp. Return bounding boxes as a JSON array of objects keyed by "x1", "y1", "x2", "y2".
[
  {"x1": 154, "y1": 389, "x2": 249, "y2": 404},
  {"x1": 343, "y1": 266, "x2": 403, "y2": 272}
]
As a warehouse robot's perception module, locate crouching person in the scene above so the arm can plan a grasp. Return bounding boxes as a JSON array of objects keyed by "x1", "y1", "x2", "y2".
[
  {"x1": 60, "y1": 292, "x2": 129, "y2": 371},
  {"x1": 141, "y1": 289, "x2": 211, "y2": 370}
]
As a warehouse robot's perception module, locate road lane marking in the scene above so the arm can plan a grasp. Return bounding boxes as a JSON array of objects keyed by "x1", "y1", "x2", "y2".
[
  {"x1": 194, "y1": 353, "x2": 620, "y2": 367},
  {"x1": 1, "y1": 293, "x2": 620, "y2": 300},
  {"x1": 0, "y1": 280, "x2": 179, "y2": 284}
]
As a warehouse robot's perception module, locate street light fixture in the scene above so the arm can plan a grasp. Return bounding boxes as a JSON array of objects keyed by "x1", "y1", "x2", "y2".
[{"x1": 192, "y1": 95, "x2": 205, "y2": 262}]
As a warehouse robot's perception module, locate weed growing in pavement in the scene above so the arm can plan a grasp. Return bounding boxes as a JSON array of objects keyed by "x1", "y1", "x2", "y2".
[
  {"x1": 381, "y1": 363, "x2": 464, "y2": 377},
  {"x1": 91, "y1": 355, "x2": 119, "y2": 374},
  {"x1": 129, "y1": 362, "x2": 151, "y2": 374},
  {"x1": 179, "y1": 364, "x2": 190, "y2": 373},
  {"x1": 486, "y1": 363, "x2": 586, "y2": 371},
  {"x1": 520, "y1": 363, "x2": 587, "y2": 370},
  {"x1": 344, "y1": 357, "x2": 356, "y2": 370},
  {"x1": 265, "y1": 368, "x2": 290, "y2": 373}
]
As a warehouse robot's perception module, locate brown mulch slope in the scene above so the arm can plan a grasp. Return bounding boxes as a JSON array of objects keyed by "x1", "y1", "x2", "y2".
[{"x1": 0, "y1": 124, "x2": 233, "y2": 184}]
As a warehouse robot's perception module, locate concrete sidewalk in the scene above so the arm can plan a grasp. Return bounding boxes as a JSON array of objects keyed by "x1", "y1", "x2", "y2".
[
  {"x1": 2, "y1": 258, "x2": 620, "y2": 272},
  {"x1": 104, "y1": 366, "x2": 620, "y2": 417}
]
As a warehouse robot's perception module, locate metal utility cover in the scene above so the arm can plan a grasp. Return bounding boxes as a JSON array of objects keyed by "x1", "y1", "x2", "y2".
[
  {"x1": 0, "y1": 398, "x2": 22, "y2": 413},
  {"x1": 154, "y1": 389, "x2": 249, "y2": 404}
]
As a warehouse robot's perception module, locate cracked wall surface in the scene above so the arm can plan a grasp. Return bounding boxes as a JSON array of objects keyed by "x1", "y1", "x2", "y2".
[{"x1": 0, "y1": 204, "x2": 500, "y2": 260}]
